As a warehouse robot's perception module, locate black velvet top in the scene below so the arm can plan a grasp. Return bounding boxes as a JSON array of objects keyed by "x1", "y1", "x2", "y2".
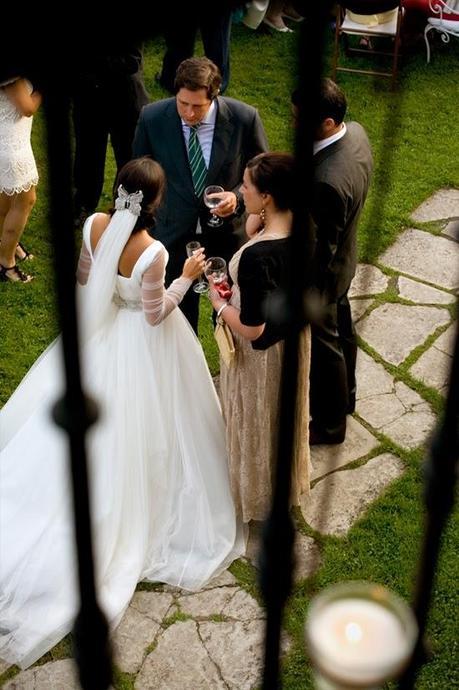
[{"x1": 238, "y1": 237, "x2": 291, "y2": 350}]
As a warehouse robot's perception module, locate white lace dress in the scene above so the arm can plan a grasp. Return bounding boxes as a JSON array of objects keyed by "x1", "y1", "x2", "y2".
[
  {"x1": 0, "y1": 79, "x2": 39, "y2": 195},
  {"x1": 0, "y1": 214, "x2": 244, "y2": 669}
]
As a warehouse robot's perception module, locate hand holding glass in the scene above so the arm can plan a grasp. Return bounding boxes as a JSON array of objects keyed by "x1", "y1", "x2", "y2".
[
  {"x1": 203, "y1": 185, "x2": 224, "y2": 227},
  {"x1": 185, "y1": 241, "x2": 209, "y2": 294},
  {"x1": 205, "y1": 257, "x2": 231, "y2": 300}
]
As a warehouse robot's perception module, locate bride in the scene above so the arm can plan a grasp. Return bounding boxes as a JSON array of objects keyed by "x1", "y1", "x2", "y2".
[{"x1": 0, "y1": 156, "x2": 245, "y2": 669}]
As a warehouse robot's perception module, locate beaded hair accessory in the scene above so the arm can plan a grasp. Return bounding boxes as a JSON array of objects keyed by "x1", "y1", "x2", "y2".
[{"x1": 114, "y1": 185, "x2": 144, "y2": 217}]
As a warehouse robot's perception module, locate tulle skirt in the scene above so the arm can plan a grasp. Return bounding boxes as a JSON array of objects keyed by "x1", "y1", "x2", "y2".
[{"x1": 0, "y1": 307, "x2": 244, "y2": 668}]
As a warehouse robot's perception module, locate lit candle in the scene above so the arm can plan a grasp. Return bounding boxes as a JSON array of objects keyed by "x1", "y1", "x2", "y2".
[{"x1": 305, "y1": 582, "x2": 417, "y2": 689}]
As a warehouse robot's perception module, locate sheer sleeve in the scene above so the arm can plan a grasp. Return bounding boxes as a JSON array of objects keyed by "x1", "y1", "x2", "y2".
[
  {"x1": 76, "y1": 242, "x2": 92, "y2": 286},
  {"x1": 141, "y1": 249, "x2": 192, "y2": 326}
]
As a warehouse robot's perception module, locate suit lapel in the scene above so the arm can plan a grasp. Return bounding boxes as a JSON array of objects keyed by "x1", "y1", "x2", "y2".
[{"x1": 207, "y1": 97, "x2": 235, "y2": 182}]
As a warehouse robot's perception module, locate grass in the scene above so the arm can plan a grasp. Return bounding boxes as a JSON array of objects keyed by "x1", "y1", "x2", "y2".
[{"x1": 1, "y1": 19, "x2": 459, "y2": 690}]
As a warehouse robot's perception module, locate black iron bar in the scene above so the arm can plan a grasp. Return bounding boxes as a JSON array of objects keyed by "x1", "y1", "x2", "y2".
[
  {"x1": 44, "y1": 84, "x2": 112, "y2": 690},
  {"x1": 260, "y1": 4, "x2": 334, "y2": 688},
  {"x1": 399, "y1": 309, "x2": 459, "y2": 689}
]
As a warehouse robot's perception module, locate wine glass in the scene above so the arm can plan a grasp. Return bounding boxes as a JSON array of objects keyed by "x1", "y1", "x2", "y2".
[
  {"x1": 186, "y1": 241, "x2": 208, "y2": 294},
  {"x1": 205, "y1": 257, "x2": 228, "y2": 293},
  {"x1": 203, "y1": 185, "x2": 224, "y2": 228}
]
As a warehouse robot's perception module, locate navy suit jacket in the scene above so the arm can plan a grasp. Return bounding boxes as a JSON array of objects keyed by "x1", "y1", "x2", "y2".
[{"x1": 132, "y1": 96, "x2": 268, "y2": 259}]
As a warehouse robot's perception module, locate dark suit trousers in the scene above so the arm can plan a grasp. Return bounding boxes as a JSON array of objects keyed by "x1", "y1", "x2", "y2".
[
  {"x1": 73, "y1": 79, "x2": 145, "y2": 213},
  {"x1": 309, "y1": 293, "x2": 357, "y2": 442},
  {"x1": 159, "y1": 8, "x2": 232, "y2": 93}
]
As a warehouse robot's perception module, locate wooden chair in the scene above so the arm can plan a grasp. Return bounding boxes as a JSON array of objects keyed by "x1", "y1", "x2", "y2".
[{"x1": 332, "y1": 1, "x2": 404, "y2": 89}]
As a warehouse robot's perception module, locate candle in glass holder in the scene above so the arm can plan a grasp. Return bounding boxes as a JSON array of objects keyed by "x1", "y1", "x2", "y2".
[{"x1": 305, "y1": 581, "x2": 417, "y2": 689}]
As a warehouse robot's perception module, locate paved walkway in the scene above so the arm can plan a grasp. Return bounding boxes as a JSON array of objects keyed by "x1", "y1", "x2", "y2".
[{"x1": 1, "y1": 190, "x2": 458, "y2": 689}]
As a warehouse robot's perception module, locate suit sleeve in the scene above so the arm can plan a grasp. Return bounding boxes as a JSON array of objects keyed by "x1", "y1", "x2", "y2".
[
  {"x1": 311, "y1": 181, "x2": 346, "y2": 298},
  {"x1": 250, "y1": 109, "x2": 269, "y2": 157},
  {"x1": 132, "y1": 109, "x2": 150, "y2": 158},
  {"x1": 231, "y1": 109, "x2": 269, "y2": 213}
]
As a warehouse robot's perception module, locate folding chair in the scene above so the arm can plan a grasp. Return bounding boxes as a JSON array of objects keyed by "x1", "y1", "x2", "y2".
[
  {"x1": 424, "y1": 0, "x2": 459, "y2": 62},
  {"x1": 332, "y1": 1, "x2": 404, "y2": 89}
]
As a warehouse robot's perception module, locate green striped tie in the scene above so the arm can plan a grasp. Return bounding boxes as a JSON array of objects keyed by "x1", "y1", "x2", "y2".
[{"x1": 188, "y1": 125, "x2": 207, "y2": 198}]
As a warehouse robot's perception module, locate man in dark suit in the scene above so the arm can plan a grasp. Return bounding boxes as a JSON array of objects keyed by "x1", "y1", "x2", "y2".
[
  {"x1": 133, "y1": 57, "x2": 268, "y2": 332},
  {"x1": 306, "y1": 79, "x2": 373, "y2": 445},
  {"x1": 72, "y1": 43, "x2": 149, "y2": 228},
  {"x1": 157, "y1": 2, "x2": 235, "y2": 94}
]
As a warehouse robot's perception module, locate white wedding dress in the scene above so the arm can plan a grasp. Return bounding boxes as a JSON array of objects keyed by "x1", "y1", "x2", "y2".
[{"x1": 0, "y1": 211, "x2": 244, "y2": 669}]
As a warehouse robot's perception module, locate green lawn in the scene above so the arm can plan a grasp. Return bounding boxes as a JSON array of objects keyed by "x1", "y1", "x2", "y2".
[{"x1": 1, "y1": 21, "x2": 458, "y2": 690}]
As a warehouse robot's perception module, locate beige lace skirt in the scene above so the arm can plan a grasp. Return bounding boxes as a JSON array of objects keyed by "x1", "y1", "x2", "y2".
[{"x1": 220, "y1": 327, "x2": 311, "y2": 523}]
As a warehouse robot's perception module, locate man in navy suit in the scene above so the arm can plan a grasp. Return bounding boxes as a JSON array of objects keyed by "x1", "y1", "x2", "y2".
[{"x1": 133, "y1": 57, "x2": 268, "y2": 332}]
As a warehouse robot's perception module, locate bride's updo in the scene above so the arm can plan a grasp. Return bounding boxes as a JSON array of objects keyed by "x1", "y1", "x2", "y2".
[{"x1": 111, "y1": 157, "x2": 166, "y2": 233}]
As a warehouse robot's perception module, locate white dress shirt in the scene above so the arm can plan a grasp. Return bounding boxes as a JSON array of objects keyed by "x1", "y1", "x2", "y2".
[
  {"x1": 181, "y1": 100, "x2": 217, "y2": 168},
  {"x1": 313, "y1": 123, "x2": 347, "y2": 156}
]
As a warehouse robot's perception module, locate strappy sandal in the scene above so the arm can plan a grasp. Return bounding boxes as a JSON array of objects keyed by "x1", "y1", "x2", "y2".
[
  {"x1": 0, "y1": 263, "x2": 33, "y2": 283},
  {"x1": 15, "y1": 242, "x2": 34, "y2": 262}
]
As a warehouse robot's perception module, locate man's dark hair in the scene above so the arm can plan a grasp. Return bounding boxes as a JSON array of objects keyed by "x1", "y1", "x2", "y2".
[
  {"x1": 317, "y1": 78, "x2": 347, "y2": 125},
  {"x1": 174, "y1": 57, "x2": 222, "y2": 100},
  {"x1": 291, "y1": 79, "x2": 347, "y2": 127}
]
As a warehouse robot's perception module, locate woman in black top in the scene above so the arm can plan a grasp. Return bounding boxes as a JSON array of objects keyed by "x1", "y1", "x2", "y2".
[{"x1": 208, "y1": 152, "x2": 311, "y2": 522}]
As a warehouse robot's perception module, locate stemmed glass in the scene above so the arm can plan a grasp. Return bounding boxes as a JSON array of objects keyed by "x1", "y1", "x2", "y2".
[
  {"x1": 186, "y1": 241, "x2": 209, "y2": 294},
  {"x1": 203, "y1": 185, "x2": 224, "y2": 227},
  {"x1": 205, "y1": 257, "x2": 228, "y2": 292}
]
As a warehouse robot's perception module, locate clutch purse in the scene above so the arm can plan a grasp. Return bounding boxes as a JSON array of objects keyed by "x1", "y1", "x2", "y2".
[{"x1": 214, "y1": 317, "x2": 235, "y2": 367}]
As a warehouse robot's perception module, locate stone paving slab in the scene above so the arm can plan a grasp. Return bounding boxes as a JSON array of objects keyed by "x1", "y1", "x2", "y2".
[
  {"x1": 411, "y1": 188, "x2": 459, "y2": 222},
  {"x1": 442, "y1": 219, "x2": 459, "y2": 241},
  {"x1": 3, "y1": 660, "x2": 79, "y2": 690},
  {"x1": 356, "y1": 348, "x2": 394, "y2": 400},
  {"x1": 397, "y1": 276, "x2": 456, "y2": 305},
  {"x1": 356, "y1": 303, "x2": 450, "y2": 365},
  {"x1": 0, "y1": 660, "x2": 11, "y2": 677},
  {"x1": 434, "y1": 323, "x2": 457, "y2": 356},
  {"x1": 380, "y1": 228, "x2": 459, "y2": 291},
  {"x1": 245, "y1": 523, "x2": 321, "y2": 583},
  {"x1": 310, "y1": 416, "x2": 379, "y2": 481},
  {"x1": 178, "y1": 587, "x2": 246, "y2": 619},
  {"x1": 135, "y1": 620, "x2": 224, "y2": 690},
  {"x1": 410, "y1": 346, "x2": 451, "y2": 396},
  {"x1": 113, "y1": 591, "x2": 174, "y2": 674},
  {"x1": 356, "y1": 347, "x2": 437, "y2": 449},
  {"x1": 348, "y1": 264, "x2": 389, "y2": 297},
  {"x1": 200, "y1": 619, "x2": 271, "y2": 690},
  {"x1": 381, "y1": 405, "x2": 436, "y2": 450},
  {"x1": 350, "y1": 298, "x2": 374, "y2": 322},
  {"x1": 202, "y1": 570, "x2": 239, "y2": 589},
  {"x1": 409, "y1": 325, "x2": 457, "y2": 395},
  {"x1": 368, "y1": 378, "x2": 436, "y2": 449},
  {"x1": 221, "y1": 589, "x2": 266, "y2": 622},
  {"x1": 300, "y1": 454, "x2": 405, "y2": 536}
]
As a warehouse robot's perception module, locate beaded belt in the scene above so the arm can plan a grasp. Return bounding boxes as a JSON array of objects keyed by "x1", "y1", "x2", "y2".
[{"x1": 112, "y1": 294, "x2": 142, "y2": 311}]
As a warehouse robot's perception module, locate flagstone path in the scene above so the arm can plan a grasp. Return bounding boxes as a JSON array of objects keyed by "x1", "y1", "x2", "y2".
[{"x1": 1, "y1": 190, "x2": 458, "y2": 689}]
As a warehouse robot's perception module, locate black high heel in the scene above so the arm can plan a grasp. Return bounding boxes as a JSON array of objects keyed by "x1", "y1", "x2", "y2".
[
  {"x1": 0, "y1": 263, "x2": 33, "y2": 283},
  {"x1": 15, "y1": 242, "x2": 34, "y2": 262}
]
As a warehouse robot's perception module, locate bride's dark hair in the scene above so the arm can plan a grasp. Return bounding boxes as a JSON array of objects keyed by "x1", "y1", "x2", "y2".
[{"x1": 111, "y1": 157, "x2": 166, "y2": 233}]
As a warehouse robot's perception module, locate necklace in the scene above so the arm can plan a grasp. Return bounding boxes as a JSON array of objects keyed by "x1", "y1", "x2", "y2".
[{"x1": 258, "y1": 228, "x2": 290, "y2": 240}]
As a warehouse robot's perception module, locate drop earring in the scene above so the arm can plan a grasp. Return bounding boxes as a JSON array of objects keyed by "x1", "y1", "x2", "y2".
[{"x1": 259, "y1": 207, "x2": 266, "y2": 229}]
